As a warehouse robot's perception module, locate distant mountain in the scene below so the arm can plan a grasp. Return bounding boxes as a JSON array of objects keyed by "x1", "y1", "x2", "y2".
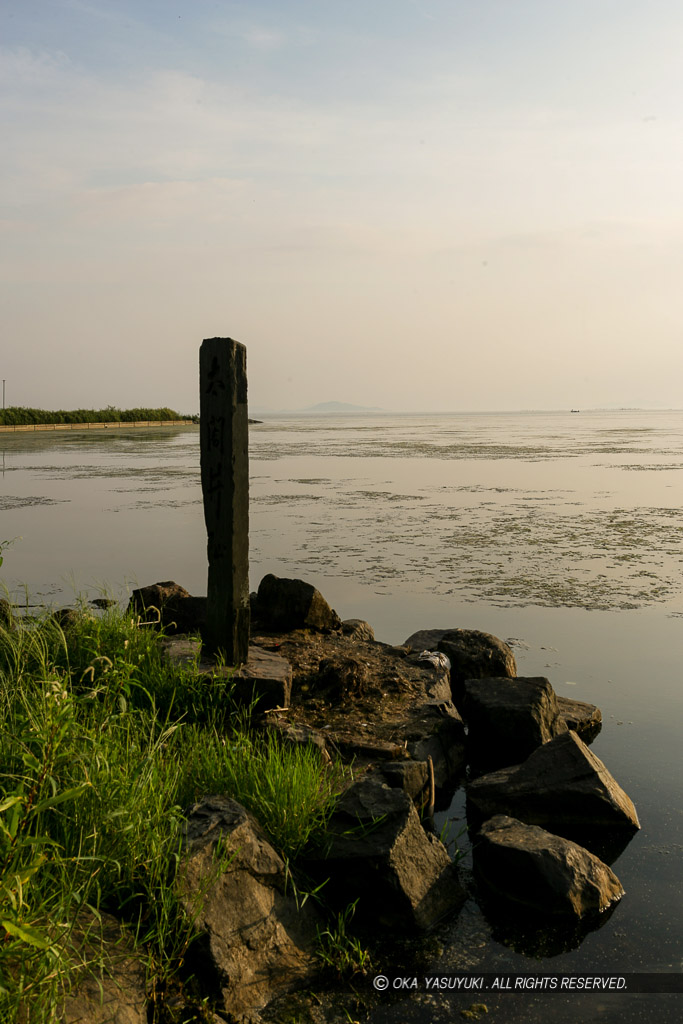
[{"x1": 301, "y1": 401, "x2": 383, "y2": 413}]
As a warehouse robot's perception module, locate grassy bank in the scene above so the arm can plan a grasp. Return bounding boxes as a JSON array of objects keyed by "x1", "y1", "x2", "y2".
[
  {"x1": 0, "y1": 604, "x2": 350, "y2": 1022},
  {"x1": 0, "y1": 406, "x2": 197, "y2": 426}
]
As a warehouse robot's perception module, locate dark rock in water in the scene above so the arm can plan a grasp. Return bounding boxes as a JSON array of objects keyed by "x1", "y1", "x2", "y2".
[
  {"x1": 179, "y1": 796, "x2": 321, "y2": 1018},
  {"x1": 255, "y1": 574, "x2": 342, "y2": 633},
  {"x1": 474, "y1": 815, "x2": 624, "y2": 919},
  {"x1": 557, "y1": 694, "x2": 602, "y2": 743},
  {"x1": 462, "y1": 675, "x2": 568, "y2": 769},
  {"x1": 466, "y1": 731, "x2": 640, "y2": 855},
  {"x1": 90, "y1": 597, "x2": 118, "y2": 609},
  {"x1": 58, "y1": 910, "x2": 147, "y2": 1024},
  {"x1": 342, "y1": 618, "x2": 375, "y2": 642},
  {"x1": 439, "y1": 630, "x2": 517, "y2": 704},
  {"x1": 306, "y1": 778, "x2": 465, "y2": 931},
  {"x1": 403, "y1": 628, "x2": 517, "y2": 706}
]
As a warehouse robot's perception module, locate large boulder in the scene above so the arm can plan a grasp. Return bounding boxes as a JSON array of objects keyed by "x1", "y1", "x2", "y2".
[
  {"x1": 58, "y1": 911, "x2": 147, "y2": 1024},
  {"x1": 305, "y1": 779, "x2": 466, "y2": 931},
  {"x1": 466, "y1": 731, "x2": 640, "y2": 855},
  {"x1": 403, "y1": 628, "x2": 517, "y2": 706},
  {"x1": 179, "y1": 796, "x2": 321, "y2": 1019},
  {"x1": 462, "y1": 676, "x2": 568, "y2": 769},
  {"x1": 255, "y1": 575, "x2": 342, "y2": 633},
  {"x1": 341, "y1": 618, "x2": 375, "y2": 642},
  {"x1": 473, "y1": 815, "x2": 625, "y2": 919}
]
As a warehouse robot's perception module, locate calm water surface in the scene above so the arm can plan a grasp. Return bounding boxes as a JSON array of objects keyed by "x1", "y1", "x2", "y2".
[{"x1": 1, "y1": 410, "x2": 681, "y2": 1020}]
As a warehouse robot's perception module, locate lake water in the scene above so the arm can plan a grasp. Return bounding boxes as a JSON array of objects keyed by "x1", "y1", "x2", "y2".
[{"x1": 1, "y1": 410, "x2": 681, "y2": 1021}]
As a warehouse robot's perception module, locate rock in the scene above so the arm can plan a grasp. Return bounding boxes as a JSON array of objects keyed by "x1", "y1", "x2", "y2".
[
  {"x1": 127, "y1": 581, "x2": 192, "y2": 630},
  {"x1": 403, "y1": 628, "x2": 517, "y2": 706},
  {"x1": 251, "y1": 628, "x2": 466, "y2": 787},
  {"x1": 261, "y1": 716, "x2": 331, "y2": 763},
  {"x1": 402, "y1": 628, "x2": 451, "y2": 652},
  {"x1": 306, "y1": 779, "x2": 465, "y2": 931},
  {"x1": 161, "y1": 638, "x2": 292, "y2": 710},
  {"x1": 317, "y1": 656, "x2": 368, "y2": 700},
  {"x1": 331, "y1": 735, "x2": 407, "y2": 760},
  {"x1": 405, "y1": 700, "x2": 466, "y2": 789},
  {"x1": 466, "y1": 731, "x2": 641, "y2": 855},
  {"x1": 557, "y1": 695, "x2": 602, "y2": 744},
  {"x1": 51, "y1": 608, "x2": 94, "y2": 631},
  {"x1": 342, "y1": 618, "x2": 375, "y2": 642},
  {"x1": 366, "y1": 760, "x2": 430, "y2": 804},
  {"x1": 462, "y1": 676, "x2": 568, "y2": 769},
  {"x1": 58, "y1": 911, "x2": 147, "y2": 1024},
  {"x1": 255, "y1": 574, "x2": 342, "y2": 633},
  {"x1": 170, "y1": 596, "x2": 207, "y2": 634},
  {"x1": 234, "y1": 646, "x2": 293, "y2": 710},
  {"x1": 159, "y1": 635, "x2": 202, "y2": 668},
  {"x1": 179, "y1": 796, "x2": 322, "y2": 1019},
  {"x1": 473, "y1": 815, "x2": 625, "y2": 918}
]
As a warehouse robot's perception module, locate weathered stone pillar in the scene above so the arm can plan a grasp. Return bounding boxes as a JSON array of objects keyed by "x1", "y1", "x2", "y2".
[{"x1": 199, "y1": 338, "x2": 250, "y2": 664}]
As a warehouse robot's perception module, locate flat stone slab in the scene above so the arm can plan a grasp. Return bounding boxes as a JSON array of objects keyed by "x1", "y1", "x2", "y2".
[
  {"x1": 231, "y1": 646, "x2": 292, "y2": 710},
  {"x1": 159, "y1": 635, "x2": 201, "y2": 667},
  {"x1": 474, "y1": 815, "x2": 624, "y2": 919},
  {"x1": 160, "y1": 638, "x2": 292, "y2": 710}
]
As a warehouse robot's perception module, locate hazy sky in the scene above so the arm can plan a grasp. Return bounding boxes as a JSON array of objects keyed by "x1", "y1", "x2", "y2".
[{"x1": 2, "y1": 0, "x2": 683, "y2": 413}]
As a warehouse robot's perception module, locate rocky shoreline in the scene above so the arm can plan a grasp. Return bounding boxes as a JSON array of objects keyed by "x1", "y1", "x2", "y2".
[
  {"x1": 86, "y1": 572, "x2": 640, "y2": 1023},
  {"x1": 9, "y1": 574, "x2": 640, "y2": 1022}
]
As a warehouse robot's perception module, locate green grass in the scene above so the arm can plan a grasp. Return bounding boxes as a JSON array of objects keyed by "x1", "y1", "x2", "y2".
[{"x1": 0, "y1": 605, "x2": 347, "y2": 1022}]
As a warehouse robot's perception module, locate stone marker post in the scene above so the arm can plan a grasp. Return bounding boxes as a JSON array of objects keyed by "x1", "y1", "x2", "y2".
[{"x1": 199, "y1": 338, "x2": 250, "y2": 664}]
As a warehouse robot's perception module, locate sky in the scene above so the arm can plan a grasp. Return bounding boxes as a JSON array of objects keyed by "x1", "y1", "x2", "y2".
[{"x1": 2, "y1": 0, "x2": 683, "y2": 413}]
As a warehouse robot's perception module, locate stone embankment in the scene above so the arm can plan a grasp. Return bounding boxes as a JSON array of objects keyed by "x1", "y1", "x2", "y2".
[
  {"x1": 56, "y1": 574, "x2": 639, "y2": 1022},
  {"x1": 0, "y1": 419, "x2": 194, "y2": 433}
]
